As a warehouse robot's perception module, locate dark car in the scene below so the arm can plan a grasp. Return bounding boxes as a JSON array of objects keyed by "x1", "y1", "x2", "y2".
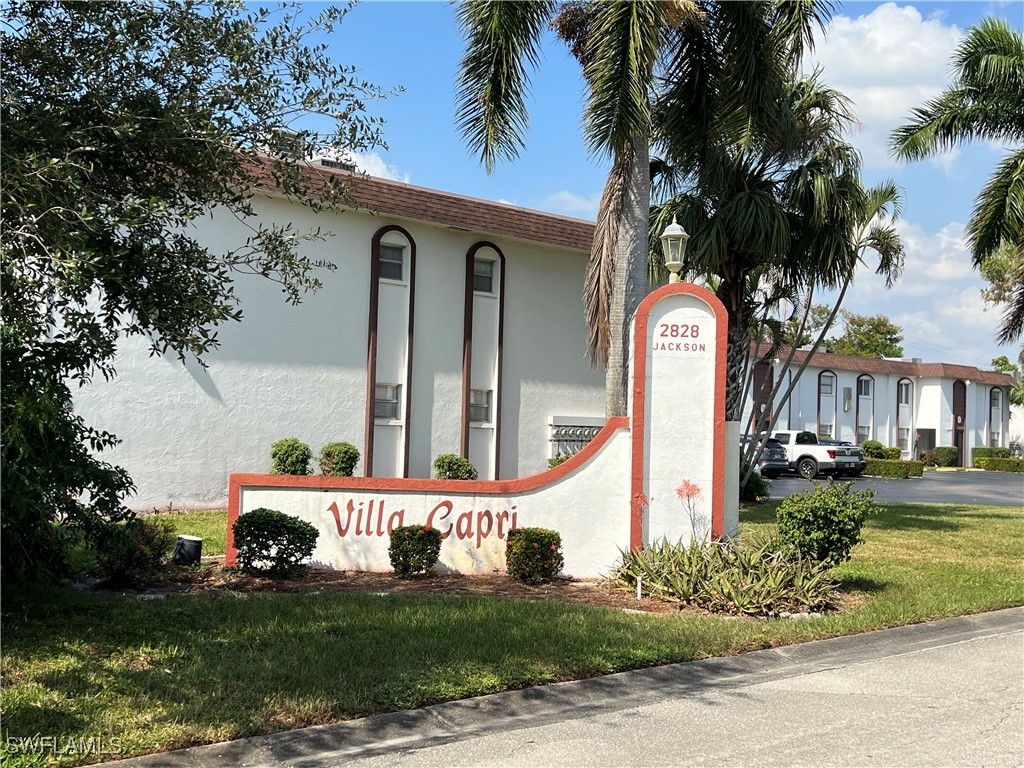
[{"x1": 743, "y1": 436, "x2": 789, "y2": 479}]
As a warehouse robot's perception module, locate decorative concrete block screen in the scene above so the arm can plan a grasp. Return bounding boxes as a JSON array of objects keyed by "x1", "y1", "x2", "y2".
[{"x1": 227, "y1": 283, "x2": 729, "y2": 577}]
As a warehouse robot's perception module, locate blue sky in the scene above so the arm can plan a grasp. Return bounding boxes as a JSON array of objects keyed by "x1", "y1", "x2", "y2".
[{"x1": 325, "y1": 0, "x2": 1021, "y2": 370}]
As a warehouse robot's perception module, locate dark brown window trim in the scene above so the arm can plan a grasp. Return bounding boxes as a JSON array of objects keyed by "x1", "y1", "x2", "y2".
[
  {"x1": 855, "y1": 374, "x2": 874, "y2": 444},
  {"x1": 364, "y1": 225, "x2": 416, "y2": 478},
  {"x1": 817, "y1": 370, "x2": 837, "y2": 438},
  {"x1": 461, "y1": 242, "x2": 506, "y2": 479}
]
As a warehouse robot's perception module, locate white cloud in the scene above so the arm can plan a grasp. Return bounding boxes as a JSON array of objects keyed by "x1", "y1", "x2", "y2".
[
  {"x1": 822, "y1": 217, "x2": 1007, "y2": 367},
  {"x1": 808, "y1": 2, "x2": 963, "y2": 168},
  {"x1": 535, "y1": 190, "x2": 601, "y2": 220},
  {"x1": 352, "y1": 151, "x2": 411, "y2": 183}
]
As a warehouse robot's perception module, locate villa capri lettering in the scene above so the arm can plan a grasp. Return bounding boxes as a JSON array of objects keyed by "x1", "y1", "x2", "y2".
[
  {"x1": 653, "y1": 322, "x2": 706, "y2": 353},
  {"x1": 327, "y1": 498, "x2": 519, "y2": 549}
]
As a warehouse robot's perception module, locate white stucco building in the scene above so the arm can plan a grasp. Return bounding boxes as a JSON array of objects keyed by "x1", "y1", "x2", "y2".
[
  {"x1": 743, "y1": 346, "x2": 1017, "y2": 465},
  {"x1": 75, "y1": 163, "x2": 606, "y2": 509}
]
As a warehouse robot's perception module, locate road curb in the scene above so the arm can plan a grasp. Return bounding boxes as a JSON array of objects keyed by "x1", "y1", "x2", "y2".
[{"x1": 108, "y1": 607, "x2": 1023, "y2": 768}]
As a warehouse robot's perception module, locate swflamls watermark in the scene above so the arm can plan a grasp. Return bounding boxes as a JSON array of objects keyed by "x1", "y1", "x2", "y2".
[{"x1": 3, "y1": 735, "x2": 123, "y2": 756}]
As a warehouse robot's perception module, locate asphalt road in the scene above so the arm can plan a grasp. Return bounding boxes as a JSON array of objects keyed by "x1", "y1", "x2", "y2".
[
  {"x1": 770, "y1": 469, "x2": 1024, "y2": 506},
  {"x1": 111, "y1": 608, "x2": 1024, "y2": 768}
]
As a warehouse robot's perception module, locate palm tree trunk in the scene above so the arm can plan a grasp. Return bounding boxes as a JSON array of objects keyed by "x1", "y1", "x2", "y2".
[
  {"x1": 606, "y1": 135, "x2": 651, "y2": 417},
  {"x1": 718, "y1": 276, "x2": 752, "y2": 423}
]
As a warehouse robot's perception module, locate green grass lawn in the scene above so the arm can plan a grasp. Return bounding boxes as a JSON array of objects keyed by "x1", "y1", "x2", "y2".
[
  {"x1": 3, "y1": 502, "x2": 1022, "y2": 767},
  {"x1": 150, "y1": 509, "x2": 228, "y2": 556}
]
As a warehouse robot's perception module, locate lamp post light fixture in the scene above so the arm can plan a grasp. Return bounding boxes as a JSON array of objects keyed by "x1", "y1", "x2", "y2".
[{"x1": 660, "y1": 215, "x2": 689, "y2": 283}]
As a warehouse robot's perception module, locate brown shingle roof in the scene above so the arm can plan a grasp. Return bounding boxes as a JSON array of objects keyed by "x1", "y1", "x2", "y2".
[
  {"x1": 753, "y1": 344, "x2": 1015, "y2": 386},
  {"x1": 253, "y1": 156, "x2": 595, "y2": 252}
]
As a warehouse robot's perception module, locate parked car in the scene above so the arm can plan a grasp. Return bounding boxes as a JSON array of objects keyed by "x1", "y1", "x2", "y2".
[
  {"x1": 771, "y1": 430, "x2": 867, "y2": 479},
  {"x1": 741, "y1": 435, "x2": 790, "y2": 479}
]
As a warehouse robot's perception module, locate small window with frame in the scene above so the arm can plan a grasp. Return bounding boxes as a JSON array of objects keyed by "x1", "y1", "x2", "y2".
[
  {"x1": 858, "y1": 378, "x2": 872, "y2": 397},
  {"x1": 819, "y1": 373, "x2": 834, "y2": 396},
  {"x1": 473, "y1": 259, "x2": 494, "y2": 293},
  {"x1": 374, "y1": 383, "x2": 401, "y2": 420},
  {"x1": 469, "y1": 388, "x2": 492, "y2": 424},
  {"x1": 379, "y1": 245, "x2": 404, "y2": 282},
  {"x1": 857, "y1": 425, "x2": 871, "y2": 443}
]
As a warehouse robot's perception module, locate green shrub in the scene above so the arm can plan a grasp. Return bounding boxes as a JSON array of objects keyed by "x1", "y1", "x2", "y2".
[
  {"x1": 860, "y1": 439, "x2": 885, "y2": 458},
  {"x1": 434, "y1": 453, "x2": 478, "y2": 480},
  {"x1": 972, "y1": 447, "x2": 1011, "y2": 466},
  {"x1": 863, "y1": 458, "x2": 924, "y2": 479},
  {"x1": 388, "y1": 525, "x2": 443, "y2": 578},
  {"x1": 777, "y1": 481, "x2": 875, "y2": 568},
  {"x1": 616, "y1": 537, "x2": 835, "y2": 617},
  {"x1": 741, "y1": 469, "x2": 771, "y2": 502},
  {"x1": 506, "y1": 527, "x2": 564, "y2": 583},
  {"x1": 975, "y1": 457, "x2": 1024, "y2": 473},
  {"x1": 920, "y1": 450, "x2": 938, "y2": 466},
  {"x1": 97, "y1": 517, "x2": 177, "y2": 586},
  {"x1": 934, "y1": 446, "x2": 960, "y2": 467},
  {"x1": 548, "y1": 454, "x2": 570, "y2": 469},
  {"x1": 233, "y1": 508, "x2": 318, "y2": 575},
  {"x1": 319, "y1": 442, "x2": 359, "y2": 476},
  {"x1": 271, "y1": 438, "x2": 312, "y2": 475},
  {"x1": 881, "y1": 447, "x2": 902, "y2": 460}
]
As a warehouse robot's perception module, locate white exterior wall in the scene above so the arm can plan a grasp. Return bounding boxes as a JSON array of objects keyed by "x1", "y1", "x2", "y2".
[
  {"x1": 750, "y1": 361, "x2": 1011, "y2": 464},
  {"x1": 74, "y1": 195, "x2": 604, "y2": 509}
]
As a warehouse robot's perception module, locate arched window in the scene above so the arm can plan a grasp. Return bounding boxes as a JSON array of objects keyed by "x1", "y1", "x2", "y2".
[
  {"x1": 856, "y1": 374, "x2": 874, "y2": 444},
  {"x1": 990, "y1": 388, "x2": 1004, "y2": 447},
  {"x1": 896, "y1": 378, "x2": 913, "y2": 454},
  {"x1": 817, "y1": 370, "x2": 837, "y2": 439}
]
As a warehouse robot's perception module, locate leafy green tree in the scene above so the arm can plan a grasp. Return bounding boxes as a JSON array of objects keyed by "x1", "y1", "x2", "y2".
[
  {"x1": 891, "y1": 17, "x2": 1024, "y2": 343},
  {"x1": 1, "y1": 0, "x2": 387, "y2": 584},
  {"x1": 783, "y1": 304, "x2": 834, "y2": 348},
  {"x1": 991, "y1": 355, "x2": 1018, "y2": 373},
  {"x1": 825, "y1": 312, "x2": 904, "y2": 358}
]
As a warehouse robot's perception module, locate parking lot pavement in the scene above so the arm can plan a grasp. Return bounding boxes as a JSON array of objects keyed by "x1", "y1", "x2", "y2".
[{"x1": 771, "y1": 469, "x2": 1024, "y2": 506}]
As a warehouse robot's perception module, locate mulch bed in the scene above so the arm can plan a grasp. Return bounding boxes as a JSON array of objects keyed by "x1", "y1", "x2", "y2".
[{"x1": 157, "y1": 558, "x2": 684, "y2": 614}]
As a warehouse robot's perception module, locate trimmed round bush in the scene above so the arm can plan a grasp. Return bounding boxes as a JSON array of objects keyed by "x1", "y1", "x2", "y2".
[
  {"x1": 860, "y1": 439, "x2": 886, "y2": 459},
  {"x1": 777, "y1": 481, "x2": 875, "y2": 568},
  {"x1": 271, "y1": 438, "x2": 312, "y2": 475},
  {"x1": 319, "y1": 441, "x2": 359, "y2": 476},
  {"x1": 434, "y1": 453, "x2": 478, "y2": 480},
  {"x1": 97, "y1": 516, "x2": 176, "y2": 586},
  {"x1": 934, "y1": 446, "x2": 960, "y2": 467},
  {"x1": 741, "y1": 467, "x2": 771, "y2": 502},
  {"x1": 506, "y1": 527, "x2": 564, "y2": 583},
  {"x1": 233, "y1": 508, "x2": 318, "y2": 575},
  {"x1": 388, "y1": 525, "x2": 442, "y2": 578}
]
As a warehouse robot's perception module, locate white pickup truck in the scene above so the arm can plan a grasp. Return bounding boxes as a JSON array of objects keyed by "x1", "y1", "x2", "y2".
[{"x1": 771, "y1": 430, "x2": 867, "y2": 480}]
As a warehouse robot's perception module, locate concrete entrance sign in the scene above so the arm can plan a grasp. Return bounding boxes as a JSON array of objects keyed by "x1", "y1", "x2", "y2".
[
  {"x1": 226, "y1": 283, "x2": 729, "y2": 577},
  {"x1": 630, "y1": 284, "x2": 728, "y2": 551}
]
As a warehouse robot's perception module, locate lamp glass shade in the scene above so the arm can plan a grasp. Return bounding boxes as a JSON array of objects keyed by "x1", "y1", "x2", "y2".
[{"x1": 660, "y1": 216, "x2": 689, "y2": 274}]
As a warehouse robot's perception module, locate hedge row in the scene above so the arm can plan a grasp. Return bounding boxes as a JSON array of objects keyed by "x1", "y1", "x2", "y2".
[
  {"x1": 972, "y1": 447, "x2": 1012, "y2": 466},
  {"x1": 863, "y1": 458, "x2": 925, "y2": 479},
  {"x1": 974, "y1": 457, "x2": 1024, "y2": 473}
]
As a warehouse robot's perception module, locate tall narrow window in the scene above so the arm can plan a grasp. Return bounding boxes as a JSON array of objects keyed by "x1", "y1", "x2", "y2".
[
  {"x1": 819, "y1": 372, "x2": 835, "y2": 395},
  {"x1": 469, "y1": 389, "x2": 492, "y2": 424},
  {"x1": 898, "y1": 427, "x2": 910, "y2": 450},
  {"x1": 858, "y1": 377, "x2": 872, "y2": 397},
  {"x1": 473, "y1": 259, "x2": 494, "y2": 293},
  {"x1": 858, "y1": 425, "x2": 871, "y2": 443},
  {"x1": 379, "y1": 245, "x2": 404, "y2": 281},
  {"x1": 898, "y1": 380, "x2": 912, "y2": 406},
  {"x1": 374, "y1": 384, "x2": 401, "y2": 420}
]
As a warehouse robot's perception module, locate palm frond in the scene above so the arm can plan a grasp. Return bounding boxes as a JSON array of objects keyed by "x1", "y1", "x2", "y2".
[
  {"x1": 584, "y1": 144, "x2": 635, "y2": 367},
  {"x1": 967, "y1": 148, "x2": 1024, "y2": 265},
  {"x1": 454, "y1": 0, "x2": 557, "y2": 172}
]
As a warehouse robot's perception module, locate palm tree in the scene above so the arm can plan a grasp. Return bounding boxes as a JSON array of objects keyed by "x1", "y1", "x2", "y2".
[
  {"x1": 891, "y1": 17, "x2": 1024, "y2": 343},
  {"x1": 455, "y1": 1, "x2": 829, "y2": 416},
  {"x1": 651, "y1": 73, "x2": 896, "y2": 420}
]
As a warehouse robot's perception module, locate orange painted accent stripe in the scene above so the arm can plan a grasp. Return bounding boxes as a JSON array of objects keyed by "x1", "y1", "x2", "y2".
[
  {"x1": 629, "y1": 283, "x2": 729, "y2": 549},
  {"x1": 226, "y1": 474, "x2": 241, "y2": 567}
]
